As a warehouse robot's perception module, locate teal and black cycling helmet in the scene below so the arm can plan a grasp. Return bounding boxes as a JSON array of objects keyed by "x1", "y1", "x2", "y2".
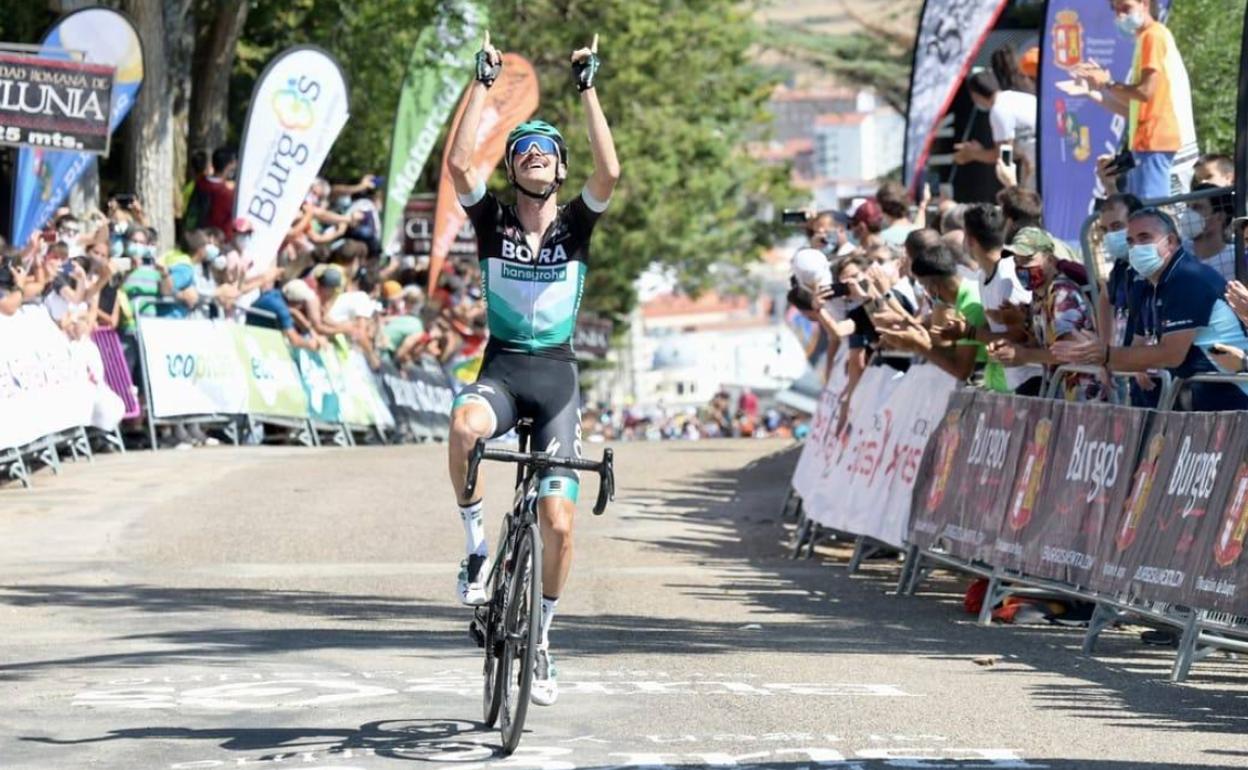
[{"x1": 504, "y1": 119, "x2": 568, "y2": 200}]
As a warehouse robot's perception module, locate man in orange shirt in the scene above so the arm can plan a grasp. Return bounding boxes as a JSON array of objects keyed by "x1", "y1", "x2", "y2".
[{"x1": 1075, "y1": 0, "x2": 1194, "y2": 200}]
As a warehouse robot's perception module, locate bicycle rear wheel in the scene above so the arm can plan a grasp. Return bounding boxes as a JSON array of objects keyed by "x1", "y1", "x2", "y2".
[{"x1": 498, "y1": 521, "x2": 542, "y2": 754}]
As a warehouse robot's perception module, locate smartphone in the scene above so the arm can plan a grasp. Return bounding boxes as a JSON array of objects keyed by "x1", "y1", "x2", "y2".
[
  {"x1": 781, "y1": 209, "x2": 811, "y2": 226},
  {"x1": 925, "y1": 170, "x2": 941, "y2": 201},
  {"x1": 1000, "y1": 144, "x2": 1014, "y2": 167},
  {"x1": 115, "y1": 193, "x2": 136, "y2": 210},
  {"x1": 827, "y1": 282, "x2": 851, "y2": 299}
]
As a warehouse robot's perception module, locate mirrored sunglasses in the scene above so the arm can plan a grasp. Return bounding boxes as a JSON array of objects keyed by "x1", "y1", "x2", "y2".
[{"x1": 511, "y1": 135, "x2": 559, "y2": 158}]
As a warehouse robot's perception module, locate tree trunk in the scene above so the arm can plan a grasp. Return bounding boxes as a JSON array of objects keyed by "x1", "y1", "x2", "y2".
[
  {"x1": 121, "y1": 0, "x2": 177, "y2": 251},
  {"x1": 165, "y1": 0, "x2": 197, "y2": 214},
  {"x1": 189, "y1": 0, "x2": 249, "y2": 156}
]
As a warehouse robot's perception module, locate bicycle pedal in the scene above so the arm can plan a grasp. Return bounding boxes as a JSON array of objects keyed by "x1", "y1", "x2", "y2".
[{"x1": 468, "y1": 619, "x2": 486, "y2": 649}]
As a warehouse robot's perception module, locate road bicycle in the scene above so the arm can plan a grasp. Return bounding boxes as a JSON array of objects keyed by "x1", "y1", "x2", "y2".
[{"x1": 464, "y1": 423, "x2": 614, "y2": 754}]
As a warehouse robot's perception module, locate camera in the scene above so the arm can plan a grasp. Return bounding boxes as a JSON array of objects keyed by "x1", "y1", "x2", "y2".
[
  {"x1": 1000, "y1": 144, "x2": 1014, "y2": 167},
  {"x1": 114, "y1": 193, "x2": 136, "y2": 210},
  {"x1": 781, "y1": 208, "x2": 812, "y2": 226}
]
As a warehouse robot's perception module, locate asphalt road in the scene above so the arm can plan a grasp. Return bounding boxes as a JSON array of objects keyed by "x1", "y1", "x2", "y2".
[{"x1": 1, "y1": 438, "x2": 1246, "y2": 770}]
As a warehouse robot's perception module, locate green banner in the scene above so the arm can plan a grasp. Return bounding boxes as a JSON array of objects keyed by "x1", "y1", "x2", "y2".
[
  {"x1": 233, "y1": 326, "x2": 311, "y2": 418},
  {"x1": 382, "y1": 0, "x2": 486, "y2": 255},
  {"x1": 292, "y1": 347, "x2": 342, "y2": 423}
]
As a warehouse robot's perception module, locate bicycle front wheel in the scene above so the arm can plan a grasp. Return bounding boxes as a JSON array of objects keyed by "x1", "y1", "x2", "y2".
[
  {"x1": 482, "y1": 516, "x2": 512, "y2": 727},
  {"x1": 498, "y1": 521, "x2": 542, "y2": 754}
]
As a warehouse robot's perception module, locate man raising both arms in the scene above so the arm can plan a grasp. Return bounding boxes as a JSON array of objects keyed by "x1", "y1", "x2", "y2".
[{"x1": 445, "y1": 33, "x2": 620, "y2": 708}]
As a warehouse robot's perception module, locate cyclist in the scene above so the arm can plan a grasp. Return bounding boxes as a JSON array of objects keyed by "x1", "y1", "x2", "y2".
[{"x1": 445, "y1": 32, "x2": 620, "y2": 707}]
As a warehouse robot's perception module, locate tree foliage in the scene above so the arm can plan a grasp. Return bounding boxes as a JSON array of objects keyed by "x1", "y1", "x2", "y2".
[
  {"x1": 236, "y1": 0, "x2": 794, "y2": 316},
  {"x1": 1168, "y1": 0, "x2": 1244, "y2": 155}
]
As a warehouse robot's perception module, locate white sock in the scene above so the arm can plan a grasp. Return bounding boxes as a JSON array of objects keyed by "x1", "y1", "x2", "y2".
[
  {"x1": 540, "y1": 595, "x2": 559, "y2": 648},
  {"x1": 459, "y1": 500, "x2": 487, "y2": 557}
]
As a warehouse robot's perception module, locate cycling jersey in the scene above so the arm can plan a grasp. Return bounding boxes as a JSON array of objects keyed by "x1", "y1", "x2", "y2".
[{"x1": 461, "y1": 185, "x2": 607, "y2": 361}]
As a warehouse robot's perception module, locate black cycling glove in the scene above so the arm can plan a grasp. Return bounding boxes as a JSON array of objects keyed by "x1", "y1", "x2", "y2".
[
  {"x1": 475, "y1": 50, "x2": 501, "y2": 88},
  {"x1": 572, "y1": 52, "x2": 600, "y2": 92}
]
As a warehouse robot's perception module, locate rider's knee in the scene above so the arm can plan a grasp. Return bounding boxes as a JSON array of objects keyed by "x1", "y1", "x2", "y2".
[{"x1": 451, "y1": 400, "x2": 494, "y2": 443}]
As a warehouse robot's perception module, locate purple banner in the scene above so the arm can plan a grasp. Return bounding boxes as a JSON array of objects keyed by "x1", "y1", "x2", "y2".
[{"x1": 1038, "y1": 2, "x2": 1172, "y2": 242}]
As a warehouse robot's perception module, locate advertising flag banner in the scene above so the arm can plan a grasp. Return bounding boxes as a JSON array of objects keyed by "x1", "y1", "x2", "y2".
[
  {"x1": 381, "y1": 0, "x2": 485, "y2": 255},
  {"x1": 235, "y1": 46, "x2": 350, "y2": 275},
  {"x1": 902, "y1": 0, "x2": 1009, "y2": 191},
  {"x1": 428, "y1": 53, "x2": 539, "y2": 290},
  {"x1": 11, "y1": 7, "x2": 143, "y2": 247},
  {"x1": 1038, "y1": 1, "x2": 1184, "y2": 242}
]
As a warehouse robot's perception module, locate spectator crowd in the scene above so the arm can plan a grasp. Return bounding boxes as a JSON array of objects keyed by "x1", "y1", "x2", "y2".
[
  {"x1": 0, "y1": 146, "x2": 495, "y2": 446},
  {"x1": 789, "y1": 11, "x2": 1245, "y2": 417}
]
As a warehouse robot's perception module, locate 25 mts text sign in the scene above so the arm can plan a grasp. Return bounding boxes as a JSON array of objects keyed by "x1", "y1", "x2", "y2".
[{"x1": 0, "y1": 53, "x2": 115, "y2": 153}]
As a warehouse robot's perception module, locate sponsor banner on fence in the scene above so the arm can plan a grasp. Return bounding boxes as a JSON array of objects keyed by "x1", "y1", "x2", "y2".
[
  {"x1": 794, "y1": 364, "x2": 956, "y2": 547},
  {"x1": 140, "y1": 319, "x2": 394, "y2": 427},
  {"x1": 0, "y1": 307, "x2": 97, "y2": 450},
  {"x1": 1103, "y1": 411, "x2": 1248, "y2": 612},
  {"x1": 902, "y1": 0, "x2": 1009, "y2": 192},
  {"x1": 378, "y1": 360, "x2": 454, "y2": 438},
  {"x1": 1015, "y1": 401, "x2": 1146, "y2": 588},
  {"x1": 381, "y1": 0, "x2": 485, "y2": 254},
  {"x1": 236, "y1": 46, "x2": 350, "y2": 275},
  {"x1": 911, "y1": 391, "x2": 1048, "y2": 564},
  {"x1": 12, "y1": 7, "x2": 143, "y2": 247},
  {"x1": 141, "y1": 318, "x2": 250, "y2": 417},
  {"x1": 428, "y1": 53, "x2": 539, "y2": 290},
  {"x1": 234, "y1": 325, "x2": 310, "y2": 418}
]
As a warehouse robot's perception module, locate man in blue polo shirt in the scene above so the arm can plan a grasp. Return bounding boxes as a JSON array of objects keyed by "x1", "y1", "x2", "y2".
[{"x1": 1053, "y1": 207, "x2": 1248, "y2": 411}]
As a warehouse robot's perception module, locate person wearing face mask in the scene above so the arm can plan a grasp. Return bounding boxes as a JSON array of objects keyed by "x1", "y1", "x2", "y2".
[
  {"x1": 804, "y1": 211, "x2": 853, "y2": 259},
  {"x1": 1073, "y1": 0, "x2": 1195, "y2": 200},
  {"x1": 877, "y1": 243, "x2": 986, "y2": 384},
  {"x1": 1098, "y1": 193, "x2": 1161, "y2": 405},
  {"x1": 120, "y1": 229, "x2": 175, "y2": 317},
  {"x1": 1179, "y1": 184, "x2": 1235, "y2": 280},
  {"x1": 1053, "y1": 209, "x2": 1248, "y2": 412},
  {"x1": 986, "y1": 228, "x2": 1104, "y2": 402}
]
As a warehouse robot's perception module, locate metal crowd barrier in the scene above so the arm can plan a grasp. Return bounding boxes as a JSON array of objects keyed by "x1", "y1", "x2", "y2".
[{"x1": 787, "y1": 362, "x2": 1248, "y2": 683}]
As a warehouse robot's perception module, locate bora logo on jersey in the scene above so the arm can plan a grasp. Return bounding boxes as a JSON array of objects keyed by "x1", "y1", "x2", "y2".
[{"x1": 500, "y1": 240, "x2": 570, "y2": 265}]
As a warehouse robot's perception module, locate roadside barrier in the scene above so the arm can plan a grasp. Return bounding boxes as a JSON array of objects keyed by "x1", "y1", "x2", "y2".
[
  {"x1": 789, "y1": 363, "x2": 1248, "y2": 683},
  {"x1": 1, "y1": 310, "x2": 454, "y2": 489}
]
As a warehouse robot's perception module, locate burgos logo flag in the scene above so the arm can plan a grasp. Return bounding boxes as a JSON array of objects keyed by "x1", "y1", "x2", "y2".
[
  {"x1": 235, "y1": 46, "x2": 350, "y2": 275},
  {"x1": 11, "y1": 7, "x2": 143, "y2": 247}
]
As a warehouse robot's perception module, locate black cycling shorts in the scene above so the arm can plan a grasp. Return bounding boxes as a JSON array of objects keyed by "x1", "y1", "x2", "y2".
[{"x1": 452, "y1": 351, "x2": 583, "y2": 502}]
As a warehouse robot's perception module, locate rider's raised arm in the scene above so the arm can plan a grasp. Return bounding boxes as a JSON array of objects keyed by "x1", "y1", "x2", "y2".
[
  {"x1": 448, "y1": 33, "x2": 502, "y2": 199},
  {"x1": 573, "y1": 35, "x2": 620, "y2": 207}
]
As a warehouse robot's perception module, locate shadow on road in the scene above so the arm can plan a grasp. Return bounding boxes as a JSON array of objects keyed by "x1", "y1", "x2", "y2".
[{"x1": 597, "y1": 445, "x2": 1248, "y2": 742}]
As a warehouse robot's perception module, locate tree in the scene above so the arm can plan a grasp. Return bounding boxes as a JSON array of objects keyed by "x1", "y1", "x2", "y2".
[
  {"x1": 1168, "y1": 0, "x2": 1244, "y2": 155},
  {"x1": 189, "y1": 0, "x2": 250, "y2": 156},
  {"x1": 758, "y1": 0, "x2": 920, "y2": 114},
  {"x1": 121, "y1": 0, "x2": 179, "y2": 250},
  {"x1": 474, "y1": 0, "x2": 795, "y2": 317}
]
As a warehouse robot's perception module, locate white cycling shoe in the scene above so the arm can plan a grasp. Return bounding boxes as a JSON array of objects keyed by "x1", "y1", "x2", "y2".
[
  {"x1": 457, "y1": 554, "x2": 488, "y2": 606},
  {"x1": 530, "y1": 647, "x2": 557, "y2": 706}
]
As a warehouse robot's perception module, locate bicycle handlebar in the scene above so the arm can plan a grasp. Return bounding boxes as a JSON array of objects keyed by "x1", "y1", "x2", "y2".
[{"x1": 464, "y1": 439, "x2": 616, "y2": 515}]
